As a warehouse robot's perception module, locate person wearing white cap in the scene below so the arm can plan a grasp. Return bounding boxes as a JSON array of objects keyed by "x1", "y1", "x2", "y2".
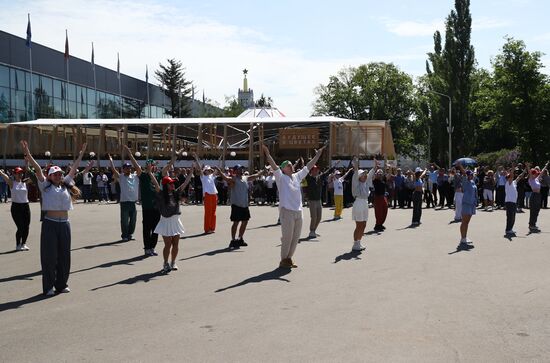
[
  {"x1": 412, "y1": 167, "x2": 427, "y2": 226},
  {"x1": 351, "y1": 156, "x2": 374, "y2": 251},
  {"x1": 21, "y1": 140, "x2": 86, "y2": 296},
  {"x1": 262, "y1": 144, "x2": 326, "y2": 269},
  {"x1": 192, "y1": 153, "x2": 218, "y2": 234},
  {"x1": 108, "y1": 146, "x2": 141, "y2": 242},
  {"x1": 331, "y1": 167, "x2": 353, "y2": 220},
  {"x1": 0, "y1": 165, "x2": 31, "y2": 251}
]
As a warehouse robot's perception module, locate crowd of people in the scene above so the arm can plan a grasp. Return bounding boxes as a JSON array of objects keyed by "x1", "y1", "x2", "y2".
[{"x1": 1, "y1": 139, "x2": 549, "y2": 296}]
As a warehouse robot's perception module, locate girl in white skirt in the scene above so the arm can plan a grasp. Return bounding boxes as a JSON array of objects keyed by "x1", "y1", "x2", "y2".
[
  {"x1": 351, "y1": 156, "x2": 375, "y2": 251},
  {"x1": 149, "y1": 171, "x2": 193, "y2": 273}
]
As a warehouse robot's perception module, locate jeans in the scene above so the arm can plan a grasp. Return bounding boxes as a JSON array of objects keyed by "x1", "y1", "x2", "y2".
[
  {"x1": 98, "y1": 186, "x2": 109, "y2": 202},
  {"x1": 142, "y1": 208, "x2": 160, "y2": 250},
  {"x1": 412, "y1": 191, "x2": 423, "y2": 223},
  {"x1": 529, "y1": 193, "x2": 541, "y2": 227},
  {"x1": 82, "y1": 184, "x2": 92, "y2": 202},
  {"x1": 0, "y1": 182, "x2": 7, "y2": 202},
  {"x1": 505, "y1": 202, "x2": 516, "y2": 232},
  {"x1": 120, "y1": 201, "x2": 137, "y2": 239}
]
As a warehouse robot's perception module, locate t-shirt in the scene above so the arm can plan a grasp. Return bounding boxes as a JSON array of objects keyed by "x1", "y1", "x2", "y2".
[
  {"x1": 96, "y1": 174, "x2": 107, "y2": 188},
  {"x1": 200, "y1": 174, "x2": 218, "y2": 195},
  {"x1": 273, "y1": 166, "x2": 309, "y2": 211},
  {"x1": 139, "y1": 172, "x2": 161, "y2": 210},
  {"x1": 265, "y1": 175, "x2": 275, "y2": 188},
  {"x1": 119, "y1": 173, "x2": 139, "y2": 202},
  {"x1": 528, "y1": 177, "x2": 541, "y2": 192},
  {"x1": 305, "y1": 174, "x2": 323, "y2": 201},
  {"x1": 83, "y1": 172, "x2": 93, "y2": 185},
  {"x1": 231, "y1": 176, "x2": 249, "y2": 208},
  {"x1": 462, "y1": 176, "x2": 478, "y2": 205},
  {"x1": 483, "y1": 176, "x2": 495, "y2": 191},
  {"x1": 373, "y1": 179, "x2": 386, "y2": 196},
  {"x1": 156, "y1": 189, "x2": 182, "y2": 218},
  {"x1": 11, "y1": 181, "x2": 29, "y2": 203},
  {"x1": 505, "y1": 180, "x2": 518, "y2": 203},
  {"x1": 333, "y1": 177, "x2": 344, "y2": 196},
  {"x1": 38, "y1": 175, "x2": 74, "y2": 211}
]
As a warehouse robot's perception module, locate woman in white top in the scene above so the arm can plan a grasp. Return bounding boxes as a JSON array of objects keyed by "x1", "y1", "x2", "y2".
[
  {"x1": 351, "y1": 156, "x2": 374, "y2": 251},
  {"x1": 0, "y1": 166, "x2": 31, "y2": 251},
  {"x1": 262, "y1": 144, "x2": 326, "y2": 269},
  {"x1": 21, "y1": 140, "x2": 86, "y2": 296}
]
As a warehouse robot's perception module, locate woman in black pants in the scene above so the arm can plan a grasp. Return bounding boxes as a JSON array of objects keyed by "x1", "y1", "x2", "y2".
[
  {"x1": 22, "y1": 140, "x2": 85, "y2": 296},
  {"x1": 411, "y1": 167, "x2": 427, "y2": 226},
  {"x1": 0, "y1": 166, "x2": 31, "y2": 251}
]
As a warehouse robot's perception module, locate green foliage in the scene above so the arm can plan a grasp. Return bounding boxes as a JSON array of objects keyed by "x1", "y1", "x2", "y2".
[
  {"x1": 313, "y1": 62, "x2": 416, "y2": 156},
  {"x1": 474, "y1": 149, "x2": 520, "y2": 168},
  {"x1": 222, "y1": 96, "x2": 245, "y2": 117},
  {"x1": 155, "y1": 59, "x2": 193, "y2": 118},
  {"x1": 255, "y1": 94, "x2": 273, "y2": 108}
]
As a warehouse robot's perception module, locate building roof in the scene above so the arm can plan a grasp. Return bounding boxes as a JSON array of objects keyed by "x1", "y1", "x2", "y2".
[{"x1": 237, "y1": 107, "x2": 286, "y2": 118}]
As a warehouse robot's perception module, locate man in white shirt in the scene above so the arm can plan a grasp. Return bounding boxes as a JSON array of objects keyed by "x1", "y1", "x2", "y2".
[
  {"x1": 81, "y1": 161, "x2": 94, "y2": 203},
  {"x1": 262, "y1": 144, "x2": 326, "y2": 269},
  {"x1": 192, "y1": 153, "x2": 219, "y2": 234}
]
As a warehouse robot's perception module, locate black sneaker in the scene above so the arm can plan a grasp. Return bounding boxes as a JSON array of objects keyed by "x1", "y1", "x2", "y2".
[
  {"x1": 238, "y1": 238, "x2": 248, "y2": 247},
  {"x1": 229, "y1": 239, "x2": 240, "y2": 249}
]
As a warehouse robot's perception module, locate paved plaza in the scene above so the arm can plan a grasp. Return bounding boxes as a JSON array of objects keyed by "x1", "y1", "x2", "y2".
[{"x1": 1, "y1": 202, "x2": 550, "y2": 362}]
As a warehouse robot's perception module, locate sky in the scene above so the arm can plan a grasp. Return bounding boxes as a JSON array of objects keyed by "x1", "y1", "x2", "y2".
[{"x1": 0, "y1": 0, "x2": 549, "y2": 116}]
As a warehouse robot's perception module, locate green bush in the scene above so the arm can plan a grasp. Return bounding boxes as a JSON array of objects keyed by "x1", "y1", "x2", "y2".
[{"x1": 474, "y1": 149, "x2": 520, "y2": 168}]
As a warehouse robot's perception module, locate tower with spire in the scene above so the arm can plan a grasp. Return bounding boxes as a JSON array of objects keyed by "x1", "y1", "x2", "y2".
[{"x1": 238, "y1": 69, "x2": 254, "y2": 108}]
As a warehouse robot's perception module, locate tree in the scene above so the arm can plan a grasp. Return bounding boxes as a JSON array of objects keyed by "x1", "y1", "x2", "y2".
[
  {"x1": 491, "y1": 38, "x2": 550, "y2": 161},
  {"x1": 313, "y1": 62, "x2": 416, "y2": 156},
  {"x1": 426, "y1": 0, "x2": 475, "y2": 160},
  {"x1": 155, "y1": 59, "x2": 193, "y2": 118},
  {"x1": 222, "y1": 96, "x2": 245, "y2": 117},
  {"x1": 254, "y1": 94, "x2": 273, "y2": 108}
]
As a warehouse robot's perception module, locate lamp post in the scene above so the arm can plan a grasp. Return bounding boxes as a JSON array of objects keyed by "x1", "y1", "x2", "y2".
[{"x1": 429, "y1": 90, "x2": 452, "y2": 168}]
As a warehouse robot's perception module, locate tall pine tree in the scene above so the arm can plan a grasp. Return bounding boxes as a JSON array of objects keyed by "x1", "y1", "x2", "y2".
[{"x1": 155, "y1": 59, "x2": 193, "y2": 118}]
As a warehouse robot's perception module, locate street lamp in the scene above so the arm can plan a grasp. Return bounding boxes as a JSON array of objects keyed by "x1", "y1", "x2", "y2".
[{"x1": 429, "y1": 89, "x2": 452, "y2": 169}]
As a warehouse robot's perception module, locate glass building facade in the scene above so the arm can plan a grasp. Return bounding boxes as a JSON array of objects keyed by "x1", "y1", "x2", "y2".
[{"x1": 0, "y1": 30, "x2": 170, "y2": 123}]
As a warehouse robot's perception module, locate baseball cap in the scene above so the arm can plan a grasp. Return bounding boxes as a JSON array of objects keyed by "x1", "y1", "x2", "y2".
[
  {"x1": 145, "y1": 159, "x2": 157, "y2": 165},
  {"x1": 203, "y1": 165, "x2": 212, "y2": 172},
  {"x1": 14, "y1": 167, "x2": 24, "y2": 174},
  {"x1": 48, "y1": 166, "x2": 63, "y2": 175},
  {"x1": 280, "y1": 160, "x2": 291, "y2": 169},
  {"x1": 233, "y1": 164, "x2": 244, "y2": 170},
  {"x1": 415, "y1": 167, "x2": 423, "y2": 173},
  {"x1": 161, "y1": 176, "x2": 176, "y2": 185},
  {"x1": 122, "y1": 162, "x2": 132, "y2": 168}
]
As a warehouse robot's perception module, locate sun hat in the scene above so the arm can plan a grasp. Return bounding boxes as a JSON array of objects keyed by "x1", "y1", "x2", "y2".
[
  {"x1": 48, "y1": 166, "x2": 63, "y2": 175},
  {"x1": 161, "y1": 176, "x2": 176, "y2": 185}
]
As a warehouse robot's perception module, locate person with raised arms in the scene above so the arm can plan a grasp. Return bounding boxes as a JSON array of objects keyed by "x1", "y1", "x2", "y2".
[
  {"x1": 262, "y1": 143, "x2": 326, "y2": 269},
  {"x1": 350, "y1": 156, "x2": 375, "y2": 251},
  {"x1": 0, "y1": 164, "x2": 32, "y2": 251},
  {"x1": 148, "y1": 168, "x2": 193, "y2": 273},
  {"x1": 214, "y1": 164, "x2": 264, "y2": 249},
  {"x1": 525, "y1": 161, "x2": 549, "y2": 233},
  {"x1": 108, "y1": 146, "x2": 140, "y2": 242},
  {"x1": 192, "y1": 153, "x2": 219, "y2": 234},
  {"x1": 21, "y1": 140, "x2": 86, "y2": 296},
  {"x1": 411, "y1": 167, "x2": 427, "y2": 226}
]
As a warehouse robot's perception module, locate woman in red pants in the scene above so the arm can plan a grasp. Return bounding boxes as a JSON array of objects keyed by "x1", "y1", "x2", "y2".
[{"x1": 192, "y1": 153, "x2": 218, "y2": 234}]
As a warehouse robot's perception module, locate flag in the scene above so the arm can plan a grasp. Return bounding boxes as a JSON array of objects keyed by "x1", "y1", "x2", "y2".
[
  {"x1": 91, "y1": 42, "x2": 95, "y2": 70},
  {"x1": 25, "y1": 14, "x2": 32, "y2": 48},
  {"x1": 117, "y1": 53, "x2": 120, "y2": 79},
  {"x1": 64, "y1": 30, "x2": 69, "y2": 60}
]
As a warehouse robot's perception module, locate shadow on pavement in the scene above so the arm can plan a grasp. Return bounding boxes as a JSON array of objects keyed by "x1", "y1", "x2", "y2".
[
  {"x1": 215, "y1": 267, "x2": 291, "y2": 293},
  {"x1": 0, "y1": 270, "x2": 41, "y2": 284},
  {"x1": 248, "y1": 223, "x2": 280, "y2": 230},
  {"x1": 0, "y1": 249, "x2": 18, "y2": 256},
  {"x1": 72, "y1": 255, "x2": 148, "y2": 274},
  {"x1": 71, "y1": 240, "x2": 127, "y2": 251},
  {"x1": 91, "y1": 271, "x2": 164, "y2": 291},
  {"x1": 182, "y1": 232, "x2": 209, "y2": 239},
  {"x1": 448, "y1": 244, "x2": 475, "y2": 255},
  {"x1": 334, "y1": 250, "x2": 362, "y2": 263},
  {"x1": 0, "y1": 294, "x2": 48, "y2": 313},
  {"x1": 180, "y1": 247, "x2": 243, "y2": 261}
]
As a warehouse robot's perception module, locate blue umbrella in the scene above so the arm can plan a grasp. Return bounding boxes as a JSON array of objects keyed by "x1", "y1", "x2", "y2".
[{"x1": 454, "y1": 157, "x2": 477, "y2": 167}]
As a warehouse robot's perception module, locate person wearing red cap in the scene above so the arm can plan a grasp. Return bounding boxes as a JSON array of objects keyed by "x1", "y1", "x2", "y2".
[
  {"x1": 21, "y1": 140, "x2": 86, "y2": 296},
  {"x1": 0, "y1": 166, "x2": 32, "y2": 251},
  {"x1": 149, "y1": 170, "x2": 193, "y2": 273},
  {"x1": 262, "y1": 144, "x2": 326, "y2": 269}
]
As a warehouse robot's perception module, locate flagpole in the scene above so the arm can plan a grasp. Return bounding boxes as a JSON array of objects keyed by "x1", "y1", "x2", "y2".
[
  {"x1": 27, "y1": 14, "x2": 34, "y2": 121},
  {"x1": 118, "y1": 52, "x2": 122, "y2": 118},
  {"x1": 92, "y1": 42, "x2": 97, "y2": 117},
  {"x1": 146, "y1": 65, "x2": 151, "y2": 118},
  {"x1": 65, "y1": 29, "x2": 70, "y2": 118}
]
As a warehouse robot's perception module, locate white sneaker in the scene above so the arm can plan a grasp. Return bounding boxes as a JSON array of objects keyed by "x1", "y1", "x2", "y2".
[
  {"x1": 45, "y1": 288, "x2": 55, "y2": 296},
  {"x1": 60, "y1": 287, "x2": 70, "y2": 293},
  {"x1": 352, "y1": 241, "x2": 365, "y2": 251},
  {"x1": 466, "y1": 238, "x2": 473, "y2": 244},
  {"x1": 20, "y1": 244, "x2": 29, "y2": 251},
  {"x1": 170, "y1": 262, "x2": 178, "y2": 271}
]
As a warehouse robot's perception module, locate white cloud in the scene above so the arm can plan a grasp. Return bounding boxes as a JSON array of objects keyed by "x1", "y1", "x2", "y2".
[
  {"x1": 473, "y1": 16, "x2": 511, "y2": 30},
  {"x1": 381, "y1": 18, "x2": 444, "y2": 37},
  {"x1": 0, "y1": 0, "x2": 428, "y2": 116}
]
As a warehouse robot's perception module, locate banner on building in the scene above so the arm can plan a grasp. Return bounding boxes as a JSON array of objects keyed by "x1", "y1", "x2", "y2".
[{"x1": 279, "y1": 128, "x2": 319, "y2": 149}]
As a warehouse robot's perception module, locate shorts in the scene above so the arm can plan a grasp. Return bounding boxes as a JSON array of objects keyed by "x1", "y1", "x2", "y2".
[
  {"x1": 483, "y1": 189, "x2": 494, "y2": 201},
  {"x1": 352, "y1": 198, "x2": 369, "y2": 222},
  {"x1": 230, "y1": 205, "x2": 251, "y2": 221},
  {"x1": 462, "y1": 203, "x2": 476, "y2": 216}
]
